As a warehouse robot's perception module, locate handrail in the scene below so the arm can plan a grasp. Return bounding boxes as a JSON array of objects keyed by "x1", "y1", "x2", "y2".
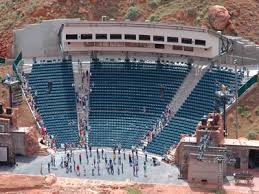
[{"x1": 238, "y1": 74, "x2": 258, "y2": 97}]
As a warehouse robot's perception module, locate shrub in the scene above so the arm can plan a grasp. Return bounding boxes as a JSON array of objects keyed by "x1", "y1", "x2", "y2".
[
  {"x1": 148, "y1": 0, "x2": 160, "y2": 9},
  {"x1": 256, "y1": 106, "x2": 259, "y2": 116},
  {"x1": 126, "y1": 6, "x2": 138, "y2": 20},
  {"x1": 247, "y1": 131, "x2": 257, "y2": 140},
  {"x1": 149, "y1": 15, "x2": 160, "y2": 22}
]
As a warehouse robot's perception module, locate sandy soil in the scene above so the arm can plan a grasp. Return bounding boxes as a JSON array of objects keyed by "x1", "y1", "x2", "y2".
[
  {"x1": 0, "y1": 173, "x2": 247, "y2": 194},
  {"x1": 227, "y1": 83, "x2": 259, "y2": 139}
]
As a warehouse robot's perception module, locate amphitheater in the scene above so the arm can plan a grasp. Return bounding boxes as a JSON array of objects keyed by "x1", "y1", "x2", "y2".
[{"x1": 1, "y1": 19, "x2": 259, "y2": 193}]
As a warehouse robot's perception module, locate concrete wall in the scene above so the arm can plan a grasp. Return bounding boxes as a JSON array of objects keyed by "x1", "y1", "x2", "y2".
[
  {"x1": 13, "y1": 19, "x2": 80, "y2": 58},
  {"x1": 0, "y1": 133, "x2": 15, "y2": 165},
  {"x1": 11, "y1": 131, "x2": 26, "y2": 155},
  {"x1": 188, "y1": 154, "x2": 224, "y2": 184},
  {"x1": 61, "y1": 21, "x2": 220, "y2": 59}
]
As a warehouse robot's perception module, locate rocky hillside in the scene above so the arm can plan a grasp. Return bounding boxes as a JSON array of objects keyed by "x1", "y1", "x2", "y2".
[{"x1": 0, "y1": 0, "x2": 258, "y2": 58}]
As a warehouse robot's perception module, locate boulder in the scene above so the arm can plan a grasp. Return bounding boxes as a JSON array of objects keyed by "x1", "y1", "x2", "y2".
[{"x1": 208, "y1": 5, "x2": 231, "y2": 31}]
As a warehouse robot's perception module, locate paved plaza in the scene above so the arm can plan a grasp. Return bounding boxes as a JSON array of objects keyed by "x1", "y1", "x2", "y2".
[{"x1": 0, "y1": 148, "x2": 185, "y2": 185}]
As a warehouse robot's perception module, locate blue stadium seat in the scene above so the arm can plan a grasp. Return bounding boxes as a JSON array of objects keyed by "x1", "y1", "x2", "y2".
[
  {"x1": 88, "y1": 62, "x2": 190, "y2": 148},
  {"x1": 28, "y1": 60, "x2": 78, "y2": 146}
]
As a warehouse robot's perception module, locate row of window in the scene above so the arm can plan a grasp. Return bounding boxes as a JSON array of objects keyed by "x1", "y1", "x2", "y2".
[
  {"x1": 67, "y1": 41, "x2": 197, "y2": 52},
  {"x1": 65, "y1": 33, "x2": 206, "y2": 46}
]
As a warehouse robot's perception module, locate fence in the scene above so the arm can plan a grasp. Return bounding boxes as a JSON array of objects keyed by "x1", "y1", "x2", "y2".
[
  {"x1": 12, "y1": 52, "x2": 22, "y2": 82},
  {"x1": 238, "y1": 74, "x2": 258, "y2": 97}
]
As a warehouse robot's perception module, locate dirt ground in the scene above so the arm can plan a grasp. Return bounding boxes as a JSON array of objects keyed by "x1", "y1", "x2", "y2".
[
  {"x1": 0, "y1": 173, "x2": 250, "y2": 194},
  {"x1": 227, "y1": 83, "x2": 259, "y2": 139}
]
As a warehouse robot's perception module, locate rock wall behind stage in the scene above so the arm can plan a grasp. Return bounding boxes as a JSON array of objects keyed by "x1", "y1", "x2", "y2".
[{"x1": 24, "y1": 127, "x2": 41, "y2": 156}]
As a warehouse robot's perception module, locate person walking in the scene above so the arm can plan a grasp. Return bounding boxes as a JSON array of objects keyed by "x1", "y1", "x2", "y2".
[
  {"x1": 47, "y1": 162, "x2": 50, "y2": 173},
  {"x1": 91, "y1": 163, "x2": 95, "y2": 176},
  {"x1": 110, "y1": 163, "x2": 114, "y2": 175},
  {"x1": 117, "y1": 166, "x2": 120, "y2": 175},
  {"x1": 113, "y1": 153, "x2": 116, "y2": 165}
]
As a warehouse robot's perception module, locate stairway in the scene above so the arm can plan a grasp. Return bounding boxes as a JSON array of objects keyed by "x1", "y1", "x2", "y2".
[
  {"x1": 142, "y1": 64, "x2": 209, "y2": 149},
  {"x1": 168, "y1": 64, "x2": 209, "y2": 119}
]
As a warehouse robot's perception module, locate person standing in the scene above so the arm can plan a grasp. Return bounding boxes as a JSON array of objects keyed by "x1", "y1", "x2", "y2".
[
  {"x1": 47, "y1": 162, "x2": 50, "y2": 173},
  {"x1": 83, "y1": 165, "x2": 86, "y2": 176},
  {"x1": 76, "y1": 164, "x2": 80, "y2": 176},
  {"x1": 93, "y1": 157, "x2": 96, "y2": 168},
  {"x1": 121, "y1": 162, "x2": 124, "y2": 174},
  {"x1": 143, "y1": 161, "x2": 147, "y2": 177},
  {"x1": 123, "y1": 149, "x2": 126, "y2": 160},
  {"x1": 118, "y1": 155, "x2": 121, "y2": 165},
  {"x1": 89, "y1": 144, "x2": 92, "y2": 157},
  {"x1": 105, "y1": 153, "x2": 108, "y2": 164},
  {"x1": 117, "y1": 166, "x2": 120, "y2": 175},
  {"x1": 129, "y1": 154, "x2": 132, "y2": 166},
  {"x1": 101, "y1": 149, "x2": 104, "y2": 159},
  {"x1": 79, "y1": 153, "x2": 82, "y2": 165},
  {"x1": 144, "y1": 151, "x2": 148, "y2": 162},
  {"x1": 40, "y1": 163, "x2": 43, "y2": 175},
  {"x1": 97, "y1": 163, "x2": 100, "y2": 176}
]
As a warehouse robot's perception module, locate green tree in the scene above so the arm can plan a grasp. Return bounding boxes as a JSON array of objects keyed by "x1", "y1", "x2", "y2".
[{"x1": 126, "y1": 6, "x2": 138, "y2": 20}]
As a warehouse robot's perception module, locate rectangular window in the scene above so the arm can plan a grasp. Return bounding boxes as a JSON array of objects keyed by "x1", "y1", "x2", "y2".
[
  {"x1": 173, "y1": 45, "x2": 183, "y2": 50},
  {"x1": 153, "y1": 36, "x2": 164, "y2": 42},
  {"x1": 96, "y1": 34, "x2": 107, "y2": 39},
  {"x1": 110, "y1": 34, "x2": 122, "y2": 39},
  {"x1": 167, "y1": 37, "x2": 178, "y2": 43},
  {"x1": 155, "y1": 44, "x2": 164, "y2": 49},
  {"x1": 81, "y1": 34, "x2": 92, "y2": 39},
  {"x1": 195, "y1": 39, "x2": 206, "y2": 46},
  {"x1": 125, "y1": 34, "x2": 136, "y2": 40},
  {"x1": 184, "y1": 46, "x2": 194, "y2": 52},
  {"x1": 66, "y1": 34, "x2": 78, "y2": 40},
  {"x1": 139, "y1": 35, "x2": 150, "y2": 41},
  {"x1": 181, "y1": 38, "x2": 192, "y2": 44}
]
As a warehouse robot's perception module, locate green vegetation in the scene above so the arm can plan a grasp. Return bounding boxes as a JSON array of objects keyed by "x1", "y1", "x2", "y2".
[
  {"x1": 126, "y1": 187, "x2": 142, "y2": 194},
  {"x1": 126, "y1": 6, "x2": 139, "y2": 20},
  {"x1": 208, "y1": 188, "x2": 226, "y2": 194},
  {"x1": 148, "y1": 0, "x2": 161, "y2": 9},
  {"x1": 149, "y1": 14, "x2": 160, "y2": 22},
  {"x1": 247, "y1": 130, "x2": 257, "y2": 140}
]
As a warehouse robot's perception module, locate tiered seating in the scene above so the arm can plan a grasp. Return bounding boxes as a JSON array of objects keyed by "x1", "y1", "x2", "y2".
[
  {"x1": 28, "y1": 60, "x2": 78, "y2": 146},
  {"x1": 88, "y1": 62, "x2": 190, "y2": 148},
  {"x1": 147, "y1": 67, "x2": 242, "y2": 155}
]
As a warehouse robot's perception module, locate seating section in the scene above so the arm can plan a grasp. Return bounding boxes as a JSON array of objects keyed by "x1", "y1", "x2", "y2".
[
  {"x1": 146, "y1": 67, "x2": 242, "y2": 155},
  {"x1": 88, "y1": 62, "x2": 190, "y2": 148},
  {"x1": 28, "y1": 60, "x2": 78, "y2": 146}
]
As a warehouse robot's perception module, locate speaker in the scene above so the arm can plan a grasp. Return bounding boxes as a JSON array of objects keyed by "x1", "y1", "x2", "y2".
[
  {"x1": 0, "y1": 103, "x2": 3, "y2": 114},
  {"x1": 6, "y1": 107, "x2": 12, "y2": 115}
]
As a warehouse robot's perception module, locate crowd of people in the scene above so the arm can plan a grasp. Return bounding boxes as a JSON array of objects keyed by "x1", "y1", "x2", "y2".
[{"x1": 43, "y1": 145, "x2": 150, "y2": 178}]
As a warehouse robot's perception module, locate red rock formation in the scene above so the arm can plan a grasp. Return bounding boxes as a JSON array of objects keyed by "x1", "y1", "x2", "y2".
[{"x1": 208, "y1": 5, "x2": 231, "y2": 31}]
